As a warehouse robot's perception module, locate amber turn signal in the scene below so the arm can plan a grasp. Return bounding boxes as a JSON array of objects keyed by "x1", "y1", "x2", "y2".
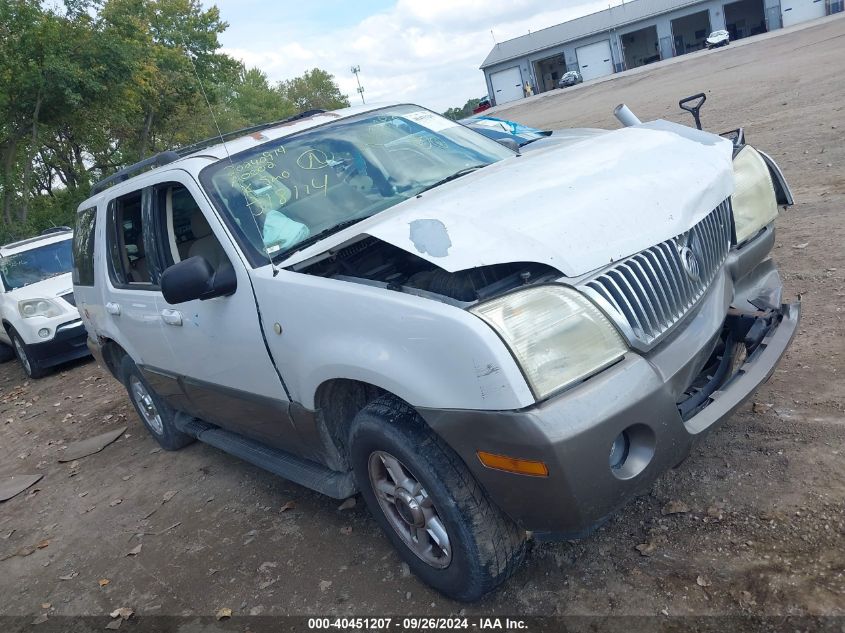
[{"x1": 477, "y1": 451, "x2": 549, "y2": 477}]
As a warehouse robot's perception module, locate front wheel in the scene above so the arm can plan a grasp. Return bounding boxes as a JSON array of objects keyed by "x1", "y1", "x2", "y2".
[
  {"x1": 11, "y1": 331, "x2": 47, "y2": 378},
  {"x1": 349, "y1": 396, "x2": 527, "y2": 601}
]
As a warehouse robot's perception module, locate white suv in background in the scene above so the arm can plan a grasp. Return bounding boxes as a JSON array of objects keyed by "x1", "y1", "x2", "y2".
[{"x1": 0, "y1": 229, "x2": 89, "y2": 377}]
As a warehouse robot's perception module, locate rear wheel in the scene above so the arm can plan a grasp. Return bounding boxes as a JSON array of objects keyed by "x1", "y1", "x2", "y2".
[
  {"x1": 349, "y1": 396, "x2": 527, "y2": 601},
  {"x1": 121, "y1": 355, "x2": 194, "y2": 451},
  {"x1": 11, "y1": 331, "x2": 47, "y2": 378}
]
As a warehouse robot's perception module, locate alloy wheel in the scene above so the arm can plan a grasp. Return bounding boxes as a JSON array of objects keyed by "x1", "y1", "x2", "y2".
[
  {"x1": 130, "y1": 376, "x2": 164, "y2": 435},
  {"x1": 368, "y1": 450, "x2": 452, "y2": 569}
]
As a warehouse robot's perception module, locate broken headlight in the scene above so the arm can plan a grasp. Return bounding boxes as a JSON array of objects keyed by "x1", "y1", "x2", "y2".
[
  {"x1": 471, "y1": 286, "x2": 627, "y2": 400},
  {"x1": 732, "y1": 146, "x2": 779, "y2": 245}
]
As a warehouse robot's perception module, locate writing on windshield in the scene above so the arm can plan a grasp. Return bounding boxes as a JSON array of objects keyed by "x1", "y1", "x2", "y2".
[
  {"x1": 201, "y1": 105, "x2": 513, "y2": 265},
  {"x1": 0, "y1": 239, "x2": 73, "y2": 290}
]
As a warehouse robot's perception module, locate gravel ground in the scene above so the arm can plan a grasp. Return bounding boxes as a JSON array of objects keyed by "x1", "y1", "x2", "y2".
[{"x1": 0, "y1": 14, "x2": 843, "y2": 624}]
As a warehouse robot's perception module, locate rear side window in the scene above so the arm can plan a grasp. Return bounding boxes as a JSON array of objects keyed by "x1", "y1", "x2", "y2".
[{"x1": 72, "y1": 206, "x2": 97, "y2": 286}]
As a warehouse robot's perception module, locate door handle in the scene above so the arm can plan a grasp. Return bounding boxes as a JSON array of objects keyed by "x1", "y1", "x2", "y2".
[
  {"x1": 105, "y1": 302, "x2": 121, "y2": 316},
  {"x1": 160, "y1": 309, "x2": 183, "y2": 326}
]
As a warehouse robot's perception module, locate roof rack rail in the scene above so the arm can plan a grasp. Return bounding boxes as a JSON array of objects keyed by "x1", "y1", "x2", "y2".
[
  {"x1": 89, "y1": 109, "x2": 326, "y2": 197},
  {"x1": 90, "y1": 151, "x2": 180, "y2": 196},
  {"x1": 174, "y1": 109, "x2": 326, "y2": 158}
]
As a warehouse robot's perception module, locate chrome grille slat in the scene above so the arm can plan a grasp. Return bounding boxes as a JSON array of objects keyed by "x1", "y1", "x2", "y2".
[
  {"x1": 632, "y1": 256, "x2": 672, "y2": 327},
  {"x1": 648, "y1": 246, "x2": 683, "y2": 317},
  {"x1": 618, "y1": 265, "x2": 661, "y2": 333},
  {"x1": 579, "y1": 200, "x2": 732, "y2": 349}
]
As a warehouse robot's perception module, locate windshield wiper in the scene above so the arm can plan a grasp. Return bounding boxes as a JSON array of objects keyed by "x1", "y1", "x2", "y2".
[
  {"x1": 417, "y1": 165, "x2": 487, "y2": 195},
  {"x1": 271, "y1": 218, "x2": 366, "y2": 263}
]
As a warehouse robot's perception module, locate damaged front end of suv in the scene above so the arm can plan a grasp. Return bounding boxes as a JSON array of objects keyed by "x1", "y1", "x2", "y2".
[
  {"x1": 83, "y1": 98, "x2": 798, "y2": 602},
  {"x1": 277, "y1": 100, "x2": 799, "y2": 540}
]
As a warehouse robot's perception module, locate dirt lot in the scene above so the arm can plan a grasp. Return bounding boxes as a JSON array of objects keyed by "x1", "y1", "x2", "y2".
[{"x1": 1, "y1": 15, "x2": 843, "y2": 623}]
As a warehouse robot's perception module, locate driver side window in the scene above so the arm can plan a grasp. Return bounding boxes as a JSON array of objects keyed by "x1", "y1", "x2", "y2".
[{"x1": 153, "y1": 183, "x2": 232, "y2": 274}]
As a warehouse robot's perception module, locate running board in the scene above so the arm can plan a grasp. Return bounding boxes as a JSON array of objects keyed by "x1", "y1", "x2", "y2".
[{"x1": 175, "y1": 415, "x2": 357, "y2": 499}]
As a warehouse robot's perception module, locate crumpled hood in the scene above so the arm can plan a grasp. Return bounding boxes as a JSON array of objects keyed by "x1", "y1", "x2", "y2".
[{"x1": 284, "y1": 120, "x2": 736, "y2": 277}]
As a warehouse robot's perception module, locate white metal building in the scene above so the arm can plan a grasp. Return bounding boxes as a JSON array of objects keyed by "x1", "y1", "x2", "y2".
[{"x1": 481, "y1": 0, "x2": 842, "y2": 104}]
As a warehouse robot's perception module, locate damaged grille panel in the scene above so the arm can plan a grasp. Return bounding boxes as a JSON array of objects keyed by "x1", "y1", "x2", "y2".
[{"x1": 580, "y1": 199, "x2": 732, "y2": 350}]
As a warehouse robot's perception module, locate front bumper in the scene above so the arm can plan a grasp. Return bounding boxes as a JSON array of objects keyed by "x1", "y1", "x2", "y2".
[
  {"x1": 26, "y1": 320, "x2": 90, "y2": 367},
  {"x1": 421, "y1": 237, "x2": 799, "y2": 536}
]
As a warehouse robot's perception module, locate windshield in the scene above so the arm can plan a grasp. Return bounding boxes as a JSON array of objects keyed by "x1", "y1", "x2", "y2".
[
  {"x1": 200, "y1": 104, "x2": 514, "y2": 264},
  {"x1": 0, "y1": 239, "x2": 73, "y2": 291}
]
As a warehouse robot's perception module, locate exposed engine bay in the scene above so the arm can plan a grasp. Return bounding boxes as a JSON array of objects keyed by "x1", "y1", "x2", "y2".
[{"x1": 297, "y1": 236, "x2": 559, "y2": 304}]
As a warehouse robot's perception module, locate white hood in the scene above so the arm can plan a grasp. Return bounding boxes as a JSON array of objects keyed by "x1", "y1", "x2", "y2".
[
  {"x1": 283, "y1": 120, "x2": 735, "y2": 278},
  {"x1": 6, "y1": 272, "x2": 74, "y2": 301}
]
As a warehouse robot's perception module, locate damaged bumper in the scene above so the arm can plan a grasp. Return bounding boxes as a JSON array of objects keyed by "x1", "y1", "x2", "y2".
[{"x1": 420, "y1": 232, "x2": 799, "y2": 536}]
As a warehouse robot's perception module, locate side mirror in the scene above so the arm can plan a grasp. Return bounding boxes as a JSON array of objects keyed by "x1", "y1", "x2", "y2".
[
  {"x1": 160, "y1": 256, "x2": 236, "y2": 304},
  {"x1": 496, "y1": 137, "x2": 521, "y2": 153}
]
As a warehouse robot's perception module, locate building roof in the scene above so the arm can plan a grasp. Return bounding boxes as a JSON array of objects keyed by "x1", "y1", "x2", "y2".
[{"x1": 480, "y1": 0, "x2": 708, "y2": 69}]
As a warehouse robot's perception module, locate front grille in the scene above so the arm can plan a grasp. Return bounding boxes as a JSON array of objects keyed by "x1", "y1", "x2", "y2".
[
  {"x1": 60, "y1": 292, "x2": 76, "y2": 306},
  {"x1": 580, "y1": 199, "x2": 732, "y2": 349}
]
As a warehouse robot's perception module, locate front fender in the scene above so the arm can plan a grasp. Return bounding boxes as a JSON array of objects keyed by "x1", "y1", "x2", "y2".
[{"x1": 251, "y1": 267, "x2": 534, "y2": 411}]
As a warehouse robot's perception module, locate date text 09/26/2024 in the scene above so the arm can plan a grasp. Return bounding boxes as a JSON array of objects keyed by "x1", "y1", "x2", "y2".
[{"x1": 307, "y1": 617, "x2": 528, "y2": 630}]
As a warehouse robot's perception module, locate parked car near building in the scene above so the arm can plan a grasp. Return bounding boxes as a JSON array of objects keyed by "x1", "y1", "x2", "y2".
[
  {"x1": 459, "y1": 115, "x2": 552, "y2": 147},
  {"x1": 558, "y1": 70, "x2": 583, "y2": 87},
  {"x1": 706, "y1": 29, "x2": 731, "y2": 48},
  {"x1": 472, "y1": 97, "x2": 492, "y2": 114},
  {"x1": 73, "y1": 102, "x2": 798, "y2": 601},
  {"x1": 0, "y1": 229, "x2": 89, "y2": 377}
]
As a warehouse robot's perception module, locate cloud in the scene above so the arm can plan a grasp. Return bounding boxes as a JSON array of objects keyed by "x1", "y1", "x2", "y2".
[{"x1": 215, "y1": 0, "x2": 620, "y2": 112}]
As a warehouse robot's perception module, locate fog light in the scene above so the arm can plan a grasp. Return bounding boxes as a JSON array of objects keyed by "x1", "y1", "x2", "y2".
[
  {"x1": 609, "y1": 432, "x2": 630, "y2": 470},
  {"x1": 38, "y1": 328, "x2": 50, "y2": 339}
]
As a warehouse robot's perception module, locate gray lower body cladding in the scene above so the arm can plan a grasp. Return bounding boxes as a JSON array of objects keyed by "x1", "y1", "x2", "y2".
[{"x1": 419, "y1": 227, "x2": 799, "y2": 536}]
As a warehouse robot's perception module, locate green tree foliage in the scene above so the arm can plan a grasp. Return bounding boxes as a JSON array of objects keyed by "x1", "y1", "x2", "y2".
[
  {"x1": 279, "y1": 68, "x2": 350, "y2": 112},
  {"x1": 0, "y1": 1, "x2": 349, "y2": 242},
  {"x1": 442, "y1": 97, "x2": 482, "y2": 121}
]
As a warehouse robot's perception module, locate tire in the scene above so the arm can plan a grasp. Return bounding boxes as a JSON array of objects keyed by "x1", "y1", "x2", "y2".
[
  {"x1": 349, "y1": 396, "x2": 527, "y2": 601},
  {"x1": 120, "y1": 355, "x2": 194, "y2": 451},
  {"x1": 0, "y1": 342, "x2": 15, "y2": 363},
  {"x1": 11, "y1": 330, "x2": 47, "y2": 378}
]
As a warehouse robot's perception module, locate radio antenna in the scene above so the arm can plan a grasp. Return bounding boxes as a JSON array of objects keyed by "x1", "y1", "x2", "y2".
[{"x1": 178, "y1": 33, "x2": 279, "y2": 275}]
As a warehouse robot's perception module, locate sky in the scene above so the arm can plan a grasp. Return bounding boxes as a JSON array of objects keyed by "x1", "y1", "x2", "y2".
[{"x1": 204, "y1": 0, "x2": 625, "y2": 112}]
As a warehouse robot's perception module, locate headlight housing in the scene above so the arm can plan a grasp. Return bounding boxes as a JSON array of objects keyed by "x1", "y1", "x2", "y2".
[
  {"x1": 732, "y1": 146, "x2": 779, "y2": 245},
  {"x1": 471, "y1": 286, "x2": 627, "y2": 399},
  {"x1": 18, "y1": 298, "x2": 62, "y2": 319}
]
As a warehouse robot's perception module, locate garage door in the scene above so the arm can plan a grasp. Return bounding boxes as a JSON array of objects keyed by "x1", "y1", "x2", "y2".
[
  {"x1": 576, "y1": 40, "x2": 615, "y2": 81},
  {"x1": 490, "y1": 66, "x2": 524, "y2": 105},
  {"x1": 781, "y1": 0, "x2": 826, "y2": 26}
]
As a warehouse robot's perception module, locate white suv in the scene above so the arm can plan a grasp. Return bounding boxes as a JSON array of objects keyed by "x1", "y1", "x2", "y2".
[
  {"x1": 0, "y1": 229, "x2": 89, "y2": 377},
  {"x1": 73, "y1": 103, "x2": 798, "y2": 600}
]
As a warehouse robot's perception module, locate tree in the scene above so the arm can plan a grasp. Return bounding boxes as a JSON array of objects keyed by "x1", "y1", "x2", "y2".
[
  {"x1": 0, "y1": 0, "x2": 351, "y2": 242},
  {"x1": 442, "y1": 97, "x2": 482, "y2": 121},
  {"x1": 279, "y1": 68, "x2": 350, "y2": 112},
  {"x1": 220, "y1": 67, "x2": 294, "y2": 130}
]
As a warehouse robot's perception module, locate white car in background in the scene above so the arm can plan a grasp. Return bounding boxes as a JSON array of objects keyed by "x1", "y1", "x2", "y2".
[
  {"x1": 0, "y1": 229, "x2": 89, "y2": 377},
  {"x1": 706, "y1": 29, "x2": 731, "y2": 49}
]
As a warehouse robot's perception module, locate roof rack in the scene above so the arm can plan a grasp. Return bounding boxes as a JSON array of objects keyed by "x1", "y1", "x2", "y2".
[
  {"x1": 90, "y1": 151, "x2": 180, "y2": 196},
  {"x1": 89, "y1": 109, "x2": 327, "y2": 197},
  {"x1": 174, "y1": 109, "x2": 326, "y2": 157}
]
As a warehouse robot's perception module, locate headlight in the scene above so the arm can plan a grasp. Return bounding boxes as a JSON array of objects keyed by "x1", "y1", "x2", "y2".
[
  {"x1": 732, "y1": 146, "x2": 778, "y2": 244},
  {"x1": 471, "y1": 286, "x2": 627, "y2": 399},
  {"x1": 18, "y1": 299, "x2": 62, "y2": 318}
]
